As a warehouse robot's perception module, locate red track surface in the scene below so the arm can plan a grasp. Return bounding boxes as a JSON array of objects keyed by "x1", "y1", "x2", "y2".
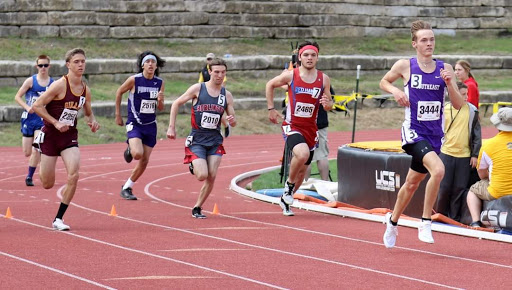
[{"x1": 1, "y1": 127, "x2": 510, "y2": 289}]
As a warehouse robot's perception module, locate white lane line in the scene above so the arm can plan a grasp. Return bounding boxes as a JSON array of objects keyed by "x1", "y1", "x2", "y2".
[
  {"x1": 4, "y1": 218, "x2": 286, "y2": 290},
  {"x1": 71, "y1": 197, "x2": 462, "y2": 290},
  {"x1": 159, "y1": 248, "x2": 249, "y2": 252},
  {"x1": 193, "y1": 227, "x2": 272, "y2": 230},
  {"x1": 0, "y1": 250, "x2": 116, "y2": 290},
  {"x1": 35, "y1": 158, "x2": 501, "y2": 288},
  {"x1": 105, "y1": 276, "x2": 215, "y2": 280},
  {"x1": 143, "y1": 167, "x2": 512, "y2": 270}
]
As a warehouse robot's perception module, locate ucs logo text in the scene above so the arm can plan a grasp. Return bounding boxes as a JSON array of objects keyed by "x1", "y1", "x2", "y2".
[{"x1": 375, "y1": 170, "x2": 400, "y2": 192}]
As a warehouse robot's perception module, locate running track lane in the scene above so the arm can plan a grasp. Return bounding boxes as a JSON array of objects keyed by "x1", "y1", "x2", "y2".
[{"x1": 1, "y1": 128, "x2": 511, "y2": 289}]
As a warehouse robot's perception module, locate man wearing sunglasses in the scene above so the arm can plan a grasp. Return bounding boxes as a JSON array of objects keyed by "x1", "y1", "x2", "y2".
[{"x1": 14, "y1": 55, "x2": 54, "y2": 187}]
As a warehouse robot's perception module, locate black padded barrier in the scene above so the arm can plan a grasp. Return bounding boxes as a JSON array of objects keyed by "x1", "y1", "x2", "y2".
[{"x1": 337, "y1": 145, "x2": 428, "y2": 218}]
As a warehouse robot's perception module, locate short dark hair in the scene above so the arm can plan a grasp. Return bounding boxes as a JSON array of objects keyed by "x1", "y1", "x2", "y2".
[
  {"x1": 456, "y1": 81, "x2": 468, "y2": 90},
  {"x1": 209, "y1": 58, "x2": 227, "y2": 71},
  {"x1": 296, "y1": 41, "x2": 320, "y2": 67},
  {"x1": 65, "y1": 48, "x2": 85, "y2": 63},
  {"x1": 298, "y1": 41, "x2": 320, "y2": 53},
  {"x1": 37, "y1": 54, "x2": 50, "y2": 64},
  {"x1": 137, "y1": 51, "x2": 166, "y2": 76}
]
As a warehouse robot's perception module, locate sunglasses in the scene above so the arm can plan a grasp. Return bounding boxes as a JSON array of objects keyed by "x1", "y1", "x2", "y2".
[
  {"x1": 206, "y1": 58, "x2": 212, "y2": 61},
  {"x1": 37, "y1": 64, "x2": 49, "y2": 68}
]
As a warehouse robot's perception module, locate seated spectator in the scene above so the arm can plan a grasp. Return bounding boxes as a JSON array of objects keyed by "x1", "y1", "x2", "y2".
[
  {"x1": 436, "y1": 82, "x2": 481, "y2": 221},
  {"x1": 466, "y1": 107, "x2": 512, "y2": 227}
]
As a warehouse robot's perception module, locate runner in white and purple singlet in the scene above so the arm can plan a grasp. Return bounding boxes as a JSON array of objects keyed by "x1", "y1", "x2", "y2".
[
  {"x1": 380, "y1": 20, "x2": 464, "y2": 248},
  {"x1": 115, "y1": 51, "x2": 165, "y2": 200}
]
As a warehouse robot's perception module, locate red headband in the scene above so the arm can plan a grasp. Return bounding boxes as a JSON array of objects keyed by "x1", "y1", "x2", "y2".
[{"x1": 299, "y1": 45, "x2": 319, "y2": 56}]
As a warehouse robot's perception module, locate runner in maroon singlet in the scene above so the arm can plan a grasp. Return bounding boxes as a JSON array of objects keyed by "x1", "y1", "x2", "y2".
[{"x1": 32, "y1": 48, "x2": 100, "y2": 231}]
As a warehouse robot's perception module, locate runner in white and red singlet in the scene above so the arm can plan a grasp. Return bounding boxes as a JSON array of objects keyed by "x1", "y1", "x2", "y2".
[{"x1": 266, "y1": 41, "x2": 333, "y2": 216}]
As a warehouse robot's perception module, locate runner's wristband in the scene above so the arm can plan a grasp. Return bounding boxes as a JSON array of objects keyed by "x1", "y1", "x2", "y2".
[{"x1": 268, "y1": 108, "x2": 275, "y2": 111}]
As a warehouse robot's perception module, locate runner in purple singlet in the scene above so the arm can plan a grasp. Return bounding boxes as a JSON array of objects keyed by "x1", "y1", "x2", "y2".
[
  {"x1": 115, "y1": 51, "x2": 165, "y2": 200},
  {"x1": 380, "y1": 20, "x2": 464, "y2": 248}
]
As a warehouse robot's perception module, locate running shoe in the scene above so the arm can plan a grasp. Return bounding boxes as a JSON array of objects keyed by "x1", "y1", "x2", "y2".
[
  {"x1": 120, "y1": 187, "x2": 137, "y2": 200},
  {"x1": 52, "y1": 218, "x2": 70, "y2": 231},
  {"x1": 418, "y1": 220, "x2": 434, "y2": 244},
  {"x1": 469, "y1": 221, "x2": 484, "y2": 228},
  {"x1": 25, "y1": 176, "x2": 34, "y2": 186},
  {"x1": 282, "y1": 182, "x2": 294, "y2": 205},
  {"x1": 279, "y1": 197, "x2": 294, "y2": 216},
  {"x1": 192, "y1": 207, "x2": 206, "y2": 219},
  {"x1": 383, "y1": 212, "x2": 398, "y2": 248}
]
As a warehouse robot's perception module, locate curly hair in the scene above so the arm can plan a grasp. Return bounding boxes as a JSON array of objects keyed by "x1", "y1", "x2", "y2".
[{"x1": 137, "y1": 51, "x2": 166, "y2": 76}]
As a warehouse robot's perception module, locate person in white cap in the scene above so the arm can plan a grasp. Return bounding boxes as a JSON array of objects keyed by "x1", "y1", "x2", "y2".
[
  {"x1": 199, "y1": 53, "x2": 215, "y2": 83},
  {"x1": 466, "y1": 107, "x2": 512, "y2": 227}
]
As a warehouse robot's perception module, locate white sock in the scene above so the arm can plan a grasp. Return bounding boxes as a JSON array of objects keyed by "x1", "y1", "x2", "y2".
[{"x1": 123, "y1": 179, "x2": 134, "y2": 190}]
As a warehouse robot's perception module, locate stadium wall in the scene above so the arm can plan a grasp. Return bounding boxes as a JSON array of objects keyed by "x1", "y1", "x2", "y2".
[{"x1": 0, "y1": 0, "x2": 511, "y2": 39}]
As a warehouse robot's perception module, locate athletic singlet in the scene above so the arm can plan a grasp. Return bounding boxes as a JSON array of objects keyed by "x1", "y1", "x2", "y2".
[
  {"x1": 402, "y1": 58, "x2": 446, "y2": 144},
  {"x1": 127, "y1": 73, "x2": 163, "y2": 125},
  {"x1": 188, "y1": 83, "x2": 227, "y2": 146},
  {"x1": 283, "y1": 67, "x2": 324, "y2": 149},
  {"x1": 22, "y1": 74, "x2": 54, "y2": 120},
  {"x1": 42, "y1": 75, "x2": 86, "y2": 134}
]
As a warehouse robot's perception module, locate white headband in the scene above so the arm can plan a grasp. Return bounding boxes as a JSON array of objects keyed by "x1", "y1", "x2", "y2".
[{"x1": 141, "y1": 54, "x2": 157, "y2": 65}]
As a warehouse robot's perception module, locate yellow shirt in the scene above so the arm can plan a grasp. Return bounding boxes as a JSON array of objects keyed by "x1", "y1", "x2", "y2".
[
  {"x1": 441, "y1": 103, "x2": 470, "y2": 157},
  {"x1": 477, "y1": 131, "x2": 512, "y2": 198}
]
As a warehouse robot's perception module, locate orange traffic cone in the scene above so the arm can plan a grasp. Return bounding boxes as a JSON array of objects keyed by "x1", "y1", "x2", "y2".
[
  {"x1": 109, "y1": 205, "x2": 117, "y2": 217},
  {"x1": 287, "y1": 61, "x2": 294, "y2": 71},
  {"x1": 212, "y1": 203, "x2": 219, "y2": 215},
  {"x1": 4, "y1": 207, "x2": 12, "y2": 219}
]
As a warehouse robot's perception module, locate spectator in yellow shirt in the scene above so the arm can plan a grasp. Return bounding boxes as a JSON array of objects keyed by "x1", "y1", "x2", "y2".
[
  {"x1": 435, "y1": 82, "x2": 481, "y2": 221},
  {"x1": 466, "y1": 107, "x2": 512, "y2": 227}
]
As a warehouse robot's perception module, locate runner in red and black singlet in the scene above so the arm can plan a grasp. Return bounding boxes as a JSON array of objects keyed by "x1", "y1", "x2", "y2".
[{"x1": 167, "y1": 58, "x2": 236, "y2": 219}]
